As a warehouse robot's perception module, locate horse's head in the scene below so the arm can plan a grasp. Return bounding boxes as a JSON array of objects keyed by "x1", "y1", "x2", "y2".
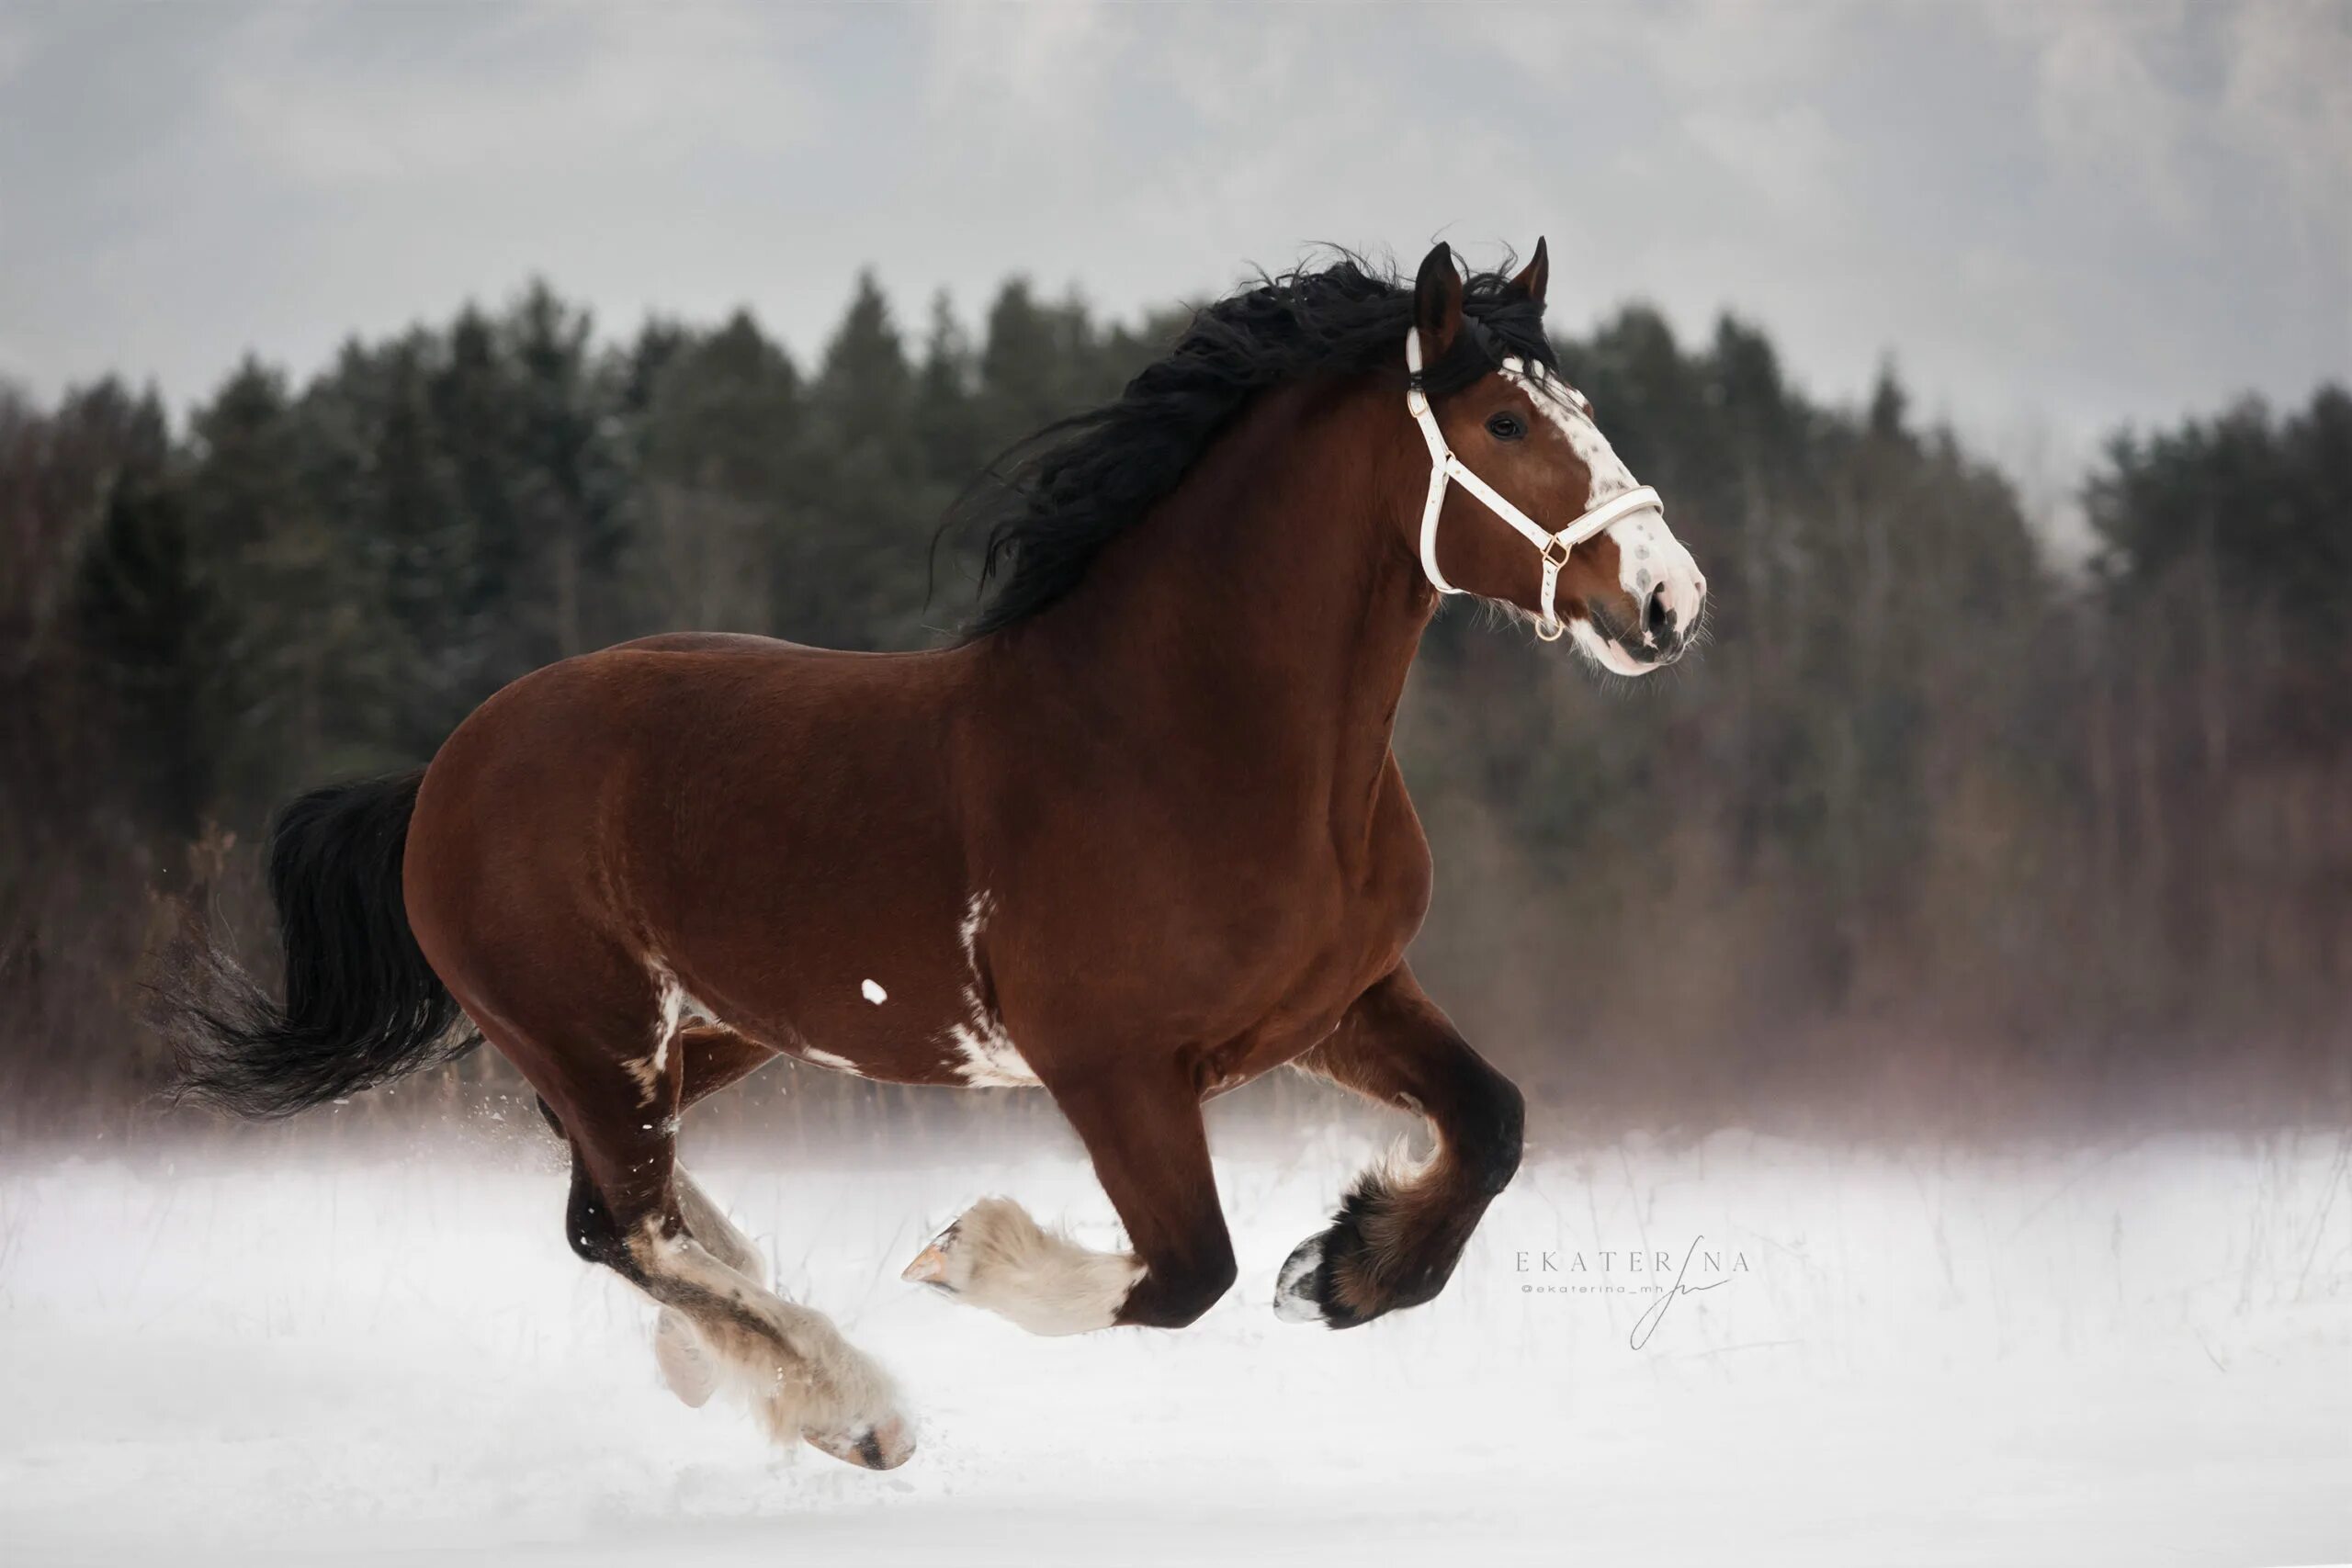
[{"x1": 1401, "y1": 240, "x2": 1705, "y2": 674}]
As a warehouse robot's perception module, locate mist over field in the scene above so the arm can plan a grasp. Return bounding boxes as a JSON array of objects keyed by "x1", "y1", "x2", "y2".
[{"x1": 3, "y1": 1111, "x2": 2346, "y2": 1563}]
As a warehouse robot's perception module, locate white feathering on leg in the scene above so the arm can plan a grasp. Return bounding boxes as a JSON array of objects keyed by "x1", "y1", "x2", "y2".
[{"x1": 903, "y1": 1196, "x2": 1143, "y2": 1336}]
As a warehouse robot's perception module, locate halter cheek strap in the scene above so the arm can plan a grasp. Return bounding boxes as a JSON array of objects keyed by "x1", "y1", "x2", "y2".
[{"x1": 1405, "y1": 328, "x2": 1664, "y2": 642}]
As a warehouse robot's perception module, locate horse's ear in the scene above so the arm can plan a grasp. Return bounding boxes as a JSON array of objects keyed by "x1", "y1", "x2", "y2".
[
  {"x1": 1506, "y1": 237, "x2": 1549, "y2": 308},
  {"x1": 1413, "y1": 242, "x2": 1464, "y2": 359}
]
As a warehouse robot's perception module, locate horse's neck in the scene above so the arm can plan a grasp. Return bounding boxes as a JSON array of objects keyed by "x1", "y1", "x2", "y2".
[{"x1": 994, "y1": 378, "x2": 1432, "y2": 846}]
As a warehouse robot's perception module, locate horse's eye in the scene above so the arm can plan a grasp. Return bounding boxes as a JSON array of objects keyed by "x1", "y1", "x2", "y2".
[{"x1": 1485, "y1": 412, "x2": 1527, "y2": 442}]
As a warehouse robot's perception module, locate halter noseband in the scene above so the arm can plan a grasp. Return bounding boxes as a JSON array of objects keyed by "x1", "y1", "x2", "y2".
[{"x1": 1405, "y1": 328, "x2": 1665, "y2": 641}]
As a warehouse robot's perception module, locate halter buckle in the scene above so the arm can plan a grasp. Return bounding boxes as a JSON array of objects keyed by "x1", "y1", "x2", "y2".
[{"x1": 1540, "y1": 535, "x2": 1573, "y2": 569}]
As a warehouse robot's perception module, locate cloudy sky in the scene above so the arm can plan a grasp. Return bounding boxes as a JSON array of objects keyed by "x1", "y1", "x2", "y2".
[{"x1": 1, "y1": 1, "x2": 2345, "y2": 501}]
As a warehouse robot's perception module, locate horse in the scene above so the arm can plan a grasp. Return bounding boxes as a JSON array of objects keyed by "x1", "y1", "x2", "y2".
[{"x1": 167, "y1": 240, "x2": 1707, "y2": 1472}]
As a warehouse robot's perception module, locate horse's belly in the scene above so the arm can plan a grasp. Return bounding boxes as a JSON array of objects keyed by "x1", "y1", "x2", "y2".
[{"x1": 661, "y1": 948, "x2": 1005, "y2": 1089}]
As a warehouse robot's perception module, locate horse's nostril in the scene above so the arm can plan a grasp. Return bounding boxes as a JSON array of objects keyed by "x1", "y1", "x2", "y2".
[{"x1": 1644, "y1": 585, "x2": 1671, "y2": 641}]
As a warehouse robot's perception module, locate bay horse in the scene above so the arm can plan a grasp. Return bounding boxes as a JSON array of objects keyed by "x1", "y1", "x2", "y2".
[{"x1": 169, "y1": 241, "x2": 1706, "y2": 1471}]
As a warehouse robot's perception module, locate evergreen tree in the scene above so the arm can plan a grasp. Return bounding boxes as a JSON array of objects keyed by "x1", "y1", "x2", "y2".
[
  {"x1": 638, "y1": 310, "x2": 804, "y2": 632},
  {"x1": 786, "y1": 271, "x2": 928, "y2": 647},
  {"x1": 4, "y1": 272, "x2": 2346, "y2": 1128}
]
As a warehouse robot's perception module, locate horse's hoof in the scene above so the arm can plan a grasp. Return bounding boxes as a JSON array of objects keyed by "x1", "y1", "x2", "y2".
[
  {"x1": 1274, "y1": 1235, "x2": 1329, "y2": 1324},
  {"x1": 806, "y1": 1413, "x2": 916, "y2": 1471},
  {"x1": 901, "y1": 1221, "x2": 960, "y2": 1289},
  {"x1": 653, "y1": 1308, "x2": 718, "y2": 1406}
]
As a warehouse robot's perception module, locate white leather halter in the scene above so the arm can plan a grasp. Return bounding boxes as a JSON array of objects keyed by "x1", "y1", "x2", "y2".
[{"x1": 1405, "y1": 328, "x2": 1665, "y2": 641}]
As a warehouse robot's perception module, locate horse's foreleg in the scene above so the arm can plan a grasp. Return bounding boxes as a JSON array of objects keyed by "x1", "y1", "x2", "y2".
[
  {"x1": 1274, "y1": 964, "x2": 1524, "y2": 1328},
  {"x1": 903, "y1": 1058, "x2": 1236, "y2": 1333}
]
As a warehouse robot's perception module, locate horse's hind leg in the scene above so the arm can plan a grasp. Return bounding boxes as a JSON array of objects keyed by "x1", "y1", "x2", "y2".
[
  {"x1": 551, "y1": 1022, "x2": 782, "y2": 1408},
  {"x1": 1273, "y1": 964, "x2": 1524, "y2": 1328},
  {"x1": 539, "y1": 1083, "x2": 763, "y2": 1404},
  {"x1": 542, "y1": 1019, "x2": 784, "y2": 1404},
  {"x1": 503, "y1": 986, "x2": 910, "y2": 1468},
  {"x1": 543, "y1": 1133, "x2": 746, "y2": 1410},
  {"x1": 545, "y1": 1020, "x2": 775, "y2": 1279}
]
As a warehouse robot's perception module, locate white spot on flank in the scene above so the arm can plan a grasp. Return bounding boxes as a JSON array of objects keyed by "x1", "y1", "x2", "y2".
[{"x1": 861, "y1": 978, "x2": 888, "y2": 1005}]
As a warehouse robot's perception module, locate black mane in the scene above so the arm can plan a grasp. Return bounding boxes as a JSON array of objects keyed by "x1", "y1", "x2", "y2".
[{"x1": 956, "y1": 254, "x2": 1555, "y2": 640}]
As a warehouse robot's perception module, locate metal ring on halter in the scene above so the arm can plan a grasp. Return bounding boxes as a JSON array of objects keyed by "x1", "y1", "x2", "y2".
[{"x1": 1404, "y1": 326, "x2": 1663, "y2": 645}]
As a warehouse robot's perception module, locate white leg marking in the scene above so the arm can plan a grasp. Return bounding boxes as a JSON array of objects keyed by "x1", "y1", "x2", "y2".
[
  {"x1": 1273, "y1": 1239, "x2": 1328, "y2": 1324},
  {"x1": 654, "y1": 1170, "x2": 763, "y2": 1407},
  {"x1": 901, "y1": 1196, "x2": 1143, "y2": 1337},
  {"x1": 676, "y1": 1168, "x2": 763, "y2": 1278},
  {"x1": 1274, "y1": 1136, "x2": 1433, "y2": 1326},
  {"x1": 626, "y1": 1218, "x2": 912, "y2": 1467},
  {"x1": 653, "y1": 1308, "x2": 719, "y2": 1406}
]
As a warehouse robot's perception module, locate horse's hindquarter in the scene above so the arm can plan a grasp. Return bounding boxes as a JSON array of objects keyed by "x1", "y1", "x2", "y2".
[{"x1": 408, "y1": 637, "x2": 987, "y2": 1086}]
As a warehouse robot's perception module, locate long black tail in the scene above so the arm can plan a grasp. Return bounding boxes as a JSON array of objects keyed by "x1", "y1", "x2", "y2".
[{"x1": 164, "y1": 771, "x2": 479, "y2": 1119}]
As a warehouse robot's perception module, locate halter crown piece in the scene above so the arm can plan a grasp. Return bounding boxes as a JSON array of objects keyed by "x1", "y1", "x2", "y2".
[{"x1": 1404, "y1": 328, "x2": 1665, "y2": 642}]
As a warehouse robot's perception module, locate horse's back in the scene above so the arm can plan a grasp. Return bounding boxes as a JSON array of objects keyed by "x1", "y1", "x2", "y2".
[{"x1": 613, "y1": 630, "x2": 853, "y2": 659}]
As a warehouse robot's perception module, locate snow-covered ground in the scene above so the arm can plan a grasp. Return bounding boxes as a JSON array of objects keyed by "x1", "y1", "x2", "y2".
[{"x1": 1, "y1": 1117, "x2": 2346, "y2": 1565}]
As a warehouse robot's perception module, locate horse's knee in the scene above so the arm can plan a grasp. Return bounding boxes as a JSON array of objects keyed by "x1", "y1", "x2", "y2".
[
  {"x1": 1455, "y1": 1061, "x2": 1524, "y2": 1198},
  {"x1": 1118, "y1": 1245, "x2": 1238, "y2": 1328}
]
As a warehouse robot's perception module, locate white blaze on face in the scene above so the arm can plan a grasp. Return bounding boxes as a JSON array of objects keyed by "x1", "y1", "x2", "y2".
[{"x1": 1498, "y1": 357, "x2": 1706, "y2": 669}]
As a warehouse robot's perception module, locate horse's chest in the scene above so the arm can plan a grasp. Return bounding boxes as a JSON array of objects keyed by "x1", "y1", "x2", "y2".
[{"x1": 1201, "y1": 802, "x2": 1432, "y2": 1073}]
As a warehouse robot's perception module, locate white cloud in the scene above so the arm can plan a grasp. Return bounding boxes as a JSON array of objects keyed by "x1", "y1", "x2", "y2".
[
  {"x1": 2218, "y1": 0, "x2": 2352, "y2": 273},
  {"x1": 0, "y1": 0, "x2": 2338, "y2": 477},
  {"x1": 211, "y1": 5, "x2": 820, "y2": 187},
  {"x1": 0, "y1": 17, "x2": 28, "y2": 86},
  {"x1": 2001, "y1": 5, "x2": 2207, "y2": 225}
]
